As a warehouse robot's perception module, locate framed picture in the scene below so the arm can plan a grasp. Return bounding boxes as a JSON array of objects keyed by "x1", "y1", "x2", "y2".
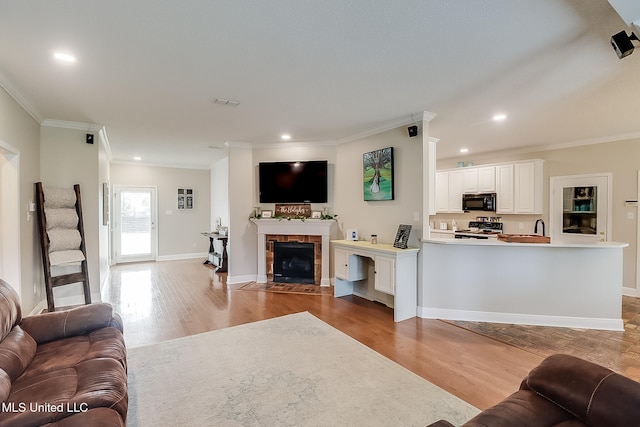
[
  {"x1": 393, "y1": 224, "x2": 412, "y2": 249},
  {"x1": 311, "y1": 210, "x2": 322, "y2": 219},
  {"x1": 261, "y1": 210, "x2": 273, "y2": 218},
  {"x1": 363, "y1": 147, "x2": 394, "y2": 201}
]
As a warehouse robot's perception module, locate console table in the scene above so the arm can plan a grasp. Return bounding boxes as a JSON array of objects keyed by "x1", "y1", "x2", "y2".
[
  {"x1": 331, "y1": 240, "x2": 419, "y2": 322},
  {"x1": 202, "y1": 232, "x2": 228, "y2": 272}
]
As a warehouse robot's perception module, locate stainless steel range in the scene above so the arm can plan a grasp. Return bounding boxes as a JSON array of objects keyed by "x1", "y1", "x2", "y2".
[{"x1": 454, "y1": 220, "x2": 503, "y2": 239}]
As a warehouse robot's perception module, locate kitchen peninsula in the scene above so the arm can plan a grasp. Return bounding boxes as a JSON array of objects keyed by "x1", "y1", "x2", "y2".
[{"x1": 420, "y1": 237, "x2": 628, "y2": 330}]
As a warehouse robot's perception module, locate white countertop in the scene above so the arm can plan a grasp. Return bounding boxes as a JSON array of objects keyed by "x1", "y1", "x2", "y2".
[{"x1": 423, "y1": 237, "x2": 628, "y2": 248}]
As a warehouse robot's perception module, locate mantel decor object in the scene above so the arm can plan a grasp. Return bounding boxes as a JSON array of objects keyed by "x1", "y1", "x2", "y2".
[{"x1": 275, "y1": 203, "x2": 312, "y2": 218}]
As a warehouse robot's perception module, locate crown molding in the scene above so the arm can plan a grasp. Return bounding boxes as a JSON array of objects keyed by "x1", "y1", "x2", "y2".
[
  {"x1": 0, "y1": 70, "x2": 44, "y2": 123},
  {"x1": 337, "y1": 111, "x2": 437, "y2": 144},
  {"x1": 41, "y1": 119, "x2": 104, "y2": 132}
]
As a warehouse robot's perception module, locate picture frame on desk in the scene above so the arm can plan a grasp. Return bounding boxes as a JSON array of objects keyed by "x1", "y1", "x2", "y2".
[
  {"x1": 311, "y1": 210, "x2": 322, "y2": 219},
  {"x1": 393, "y1": 224, "x2": 412, "y2": 249}
]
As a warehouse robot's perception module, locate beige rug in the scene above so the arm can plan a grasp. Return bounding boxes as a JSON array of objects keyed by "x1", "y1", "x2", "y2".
[
  {"x1": 238, "y1": 281, "x2": 333, "y2": 295},
  {"x1": 127, "y1": 312, "x2": 479, "y2": 426}
]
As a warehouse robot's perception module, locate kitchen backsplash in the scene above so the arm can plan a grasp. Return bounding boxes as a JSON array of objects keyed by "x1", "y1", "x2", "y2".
[{"x1": 430, "y1": 213, "x2": 544, "y2": 234}]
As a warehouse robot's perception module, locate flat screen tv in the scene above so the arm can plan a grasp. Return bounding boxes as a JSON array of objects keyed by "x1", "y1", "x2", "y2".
[{"x1": 259, "y1": 160, "x2": 328, "y2": 203}]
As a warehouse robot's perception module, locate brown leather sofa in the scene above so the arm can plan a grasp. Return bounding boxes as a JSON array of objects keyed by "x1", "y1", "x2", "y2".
[
  {"x1": 0, "y1": 279, "x2": 127, "y2": 426},
  {"x1": 430, "y1": 353, "x2": 640, "y2": 427}
]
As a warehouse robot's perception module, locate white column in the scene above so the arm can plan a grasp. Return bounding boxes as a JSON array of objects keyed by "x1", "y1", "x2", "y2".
[{"x1": 256, "y1": 232, "x2": 267, "y2": 283}]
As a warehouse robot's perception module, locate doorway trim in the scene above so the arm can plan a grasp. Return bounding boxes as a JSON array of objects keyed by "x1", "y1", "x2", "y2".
[
  {"x1": 112, "y1": 185, "x2": 158, "y2": 263},
  {"x1": 0, "y1": 139, "x2": 21, "y2": 297}
]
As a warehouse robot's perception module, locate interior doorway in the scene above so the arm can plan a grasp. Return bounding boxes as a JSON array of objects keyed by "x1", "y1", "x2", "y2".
[
  {"x1": 113, "y1": 186, "x2": 157, "y2": 263},
  {"x1": 0, "y1": 140, "x2": 21, "y2": 296}
]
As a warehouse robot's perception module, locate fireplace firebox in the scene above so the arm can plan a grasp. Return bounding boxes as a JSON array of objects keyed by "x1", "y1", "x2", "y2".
[{"x1": 273, "y1": 242, "x2": 315, "y2": 284}]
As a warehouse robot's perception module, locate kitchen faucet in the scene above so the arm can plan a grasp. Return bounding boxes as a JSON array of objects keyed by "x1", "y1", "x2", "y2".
[{"x1": 534, "y1": 219, "x2": 546, "y2": 236}]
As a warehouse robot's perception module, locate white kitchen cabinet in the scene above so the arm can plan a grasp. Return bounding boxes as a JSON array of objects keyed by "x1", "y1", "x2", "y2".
[
  {"x1": 478, "y1": 166, "x2": 496, "y2": 192},
  {"x1": 514, "y1": 160, "x2": 543, "y2": 214},
  {"x1": 496, "y1": 164, "x2": 514, "y2": 213},
  {"x1": 334, "y1": 247, "x2": 366, "y2": 281},
  {"x1": 448, "y1": 170, "x2": 463, "y2": 212},
  {"x1": 332, "y1": 240, "x2": 419, "y2": 322},
  {"x1": 436, "y1": 160, "x2": 541, "y2": 214},
  {"x1": 462, "y1": 168, "x2": 479, "y2": 193},
  {"x1": 435, "y1": 171, "x2": 449, "y2": 213},
  {"x1": 374, "y1": 256, "x2": 395, "y2": 295}
]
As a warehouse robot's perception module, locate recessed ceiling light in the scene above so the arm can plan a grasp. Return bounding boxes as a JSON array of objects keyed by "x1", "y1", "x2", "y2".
[
  {"x1": 53, "y1": 52, "x2": 77, "y2": 63},
  {"x1": 281, "y1": 134, "x2": 291, "y2": 141},
  {"x1": 492, "y1": 113, "x2": 507, "y2": 121},
  {"x1": 459, "y1": 148, "x2": 469, "y2": 153},
  {"x1": 134, "y1": 156, "x2": 142, "y2": 161}
]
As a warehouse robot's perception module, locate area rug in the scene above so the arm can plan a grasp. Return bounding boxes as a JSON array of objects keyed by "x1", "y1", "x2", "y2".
[
  {"x1": 127, "y1": 312, "x2": 479, "y2": 426},
  {"x1": 237, "y1": 281, "x2": 333, "y2": 295}
]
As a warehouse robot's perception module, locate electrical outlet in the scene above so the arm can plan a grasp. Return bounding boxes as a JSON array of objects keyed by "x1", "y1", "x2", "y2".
[
  {"x1": 33, "y1": 282, "x2": 38, "y2": 295},
  {"x1": 628, "y1": 211, "x2": 634, "y2": 220}
]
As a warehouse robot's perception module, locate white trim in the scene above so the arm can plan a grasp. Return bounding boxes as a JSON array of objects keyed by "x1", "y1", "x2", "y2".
[
  {"x1": 41, "y1": 119, "x2": 103, "y2": 132},
  {"x1": 112, "y1": 185, "x2": 158, "y2": 263},
  {"x1": 156, "y1": 252, "x2": 208, "y2": 262},
  {"x1": 623, "y1": 286, "x2": 639, "y2": 297},
  {"x1": 227, "y1": 274, "x2": 257, "y2": 285},
  {"x1": 418, "y1": 307, "x2": 624, "y2": 331},
  {"x1": 0, "y1": 71, "x2": 43, "y2": 123},
  {"x1": 637, "y1": 169, "x2": 640, "y2": 293},
  {"x1": 110, "y1": 159, "x2": 212, "y2": 171},
  {"x1": 337, "y1": 112, "x2": 436, "y2": 144},
  {"x1": 0, "y1": 139, "x2": 21, "y2": 299},
  {"x1": 28, "y1": 299, "x2": 48, "y2": 316}
]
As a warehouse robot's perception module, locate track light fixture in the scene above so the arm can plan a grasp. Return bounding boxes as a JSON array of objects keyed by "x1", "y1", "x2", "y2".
[{"x1": 611, "y1": 30, "x2": 639, "y2": 59}]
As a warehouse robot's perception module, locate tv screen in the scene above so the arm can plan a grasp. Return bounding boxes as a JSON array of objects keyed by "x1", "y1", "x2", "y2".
[{"x1": 259, "y1": 160, "x2": 328, "y2": 203}]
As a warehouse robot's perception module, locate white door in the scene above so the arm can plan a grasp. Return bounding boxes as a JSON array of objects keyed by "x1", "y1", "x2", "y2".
[
  {"x1": 114, "y1": 186, "x2": 157, "y2": 263},
  {"x1": 550, "y1": 174, "x2": 611, "y2": 243}
]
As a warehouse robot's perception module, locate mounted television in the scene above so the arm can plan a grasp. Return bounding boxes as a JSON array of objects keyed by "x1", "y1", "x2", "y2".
[{"x1": 259, "y1": 160, "x2": 328, "y2": 203}]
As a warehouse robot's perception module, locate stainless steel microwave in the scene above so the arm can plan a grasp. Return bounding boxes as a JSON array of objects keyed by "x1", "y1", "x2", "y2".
[{"x1": 462, "y1": 193, "x2": 496, "y2": 211}]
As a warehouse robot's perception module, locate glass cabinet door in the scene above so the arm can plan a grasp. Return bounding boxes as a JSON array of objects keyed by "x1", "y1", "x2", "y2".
[
  {"x1": 550, "y1": 174, "x2": 610, "y2": 243},
  {"x1": 562, "y1": 186, "x2": 597, "y2": 235}
]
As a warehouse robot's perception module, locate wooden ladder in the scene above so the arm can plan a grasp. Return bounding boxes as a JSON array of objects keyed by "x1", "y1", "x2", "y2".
[{"x1": 35, "y1": 182, "x2": 91, "y2": 312}]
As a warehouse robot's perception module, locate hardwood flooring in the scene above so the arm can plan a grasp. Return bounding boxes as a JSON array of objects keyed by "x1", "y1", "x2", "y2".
[{"x1": 103, "y1": 259, "x2": 635, "y2": 411}]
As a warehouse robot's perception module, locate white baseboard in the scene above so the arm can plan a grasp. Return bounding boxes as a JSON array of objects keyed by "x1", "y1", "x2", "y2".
[
  {"x1": 28, "y1": 299, "x2": 47, "y2": 316},
  {"x1": 418, "y1": 307, "x2": 624, "y2": 331},
  {"x1": 227, "y1": 274, "x2": 256, "y2": 285},
  {"x1": 156, "y1": 252, "x2": 208, "y2": 262},
  {"x1": 623, "y1": 286, "x2": 639, "y2": 297}
]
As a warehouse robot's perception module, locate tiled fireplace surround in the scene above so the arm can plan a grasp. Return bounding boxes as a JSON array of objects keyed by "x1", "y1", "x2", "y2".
[
  {"x1": 252, "y1": 219, "x2": 334, "y2": 286},
  {"x1": 266, "y1": 235, "x2": 322, "y2": 285}
]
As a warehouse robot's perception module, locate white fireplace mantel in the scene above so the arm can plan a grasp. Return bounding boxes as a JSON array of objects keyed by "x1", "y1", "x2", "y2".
[{"x1": 251, "y1": 218, "x2": 336, "y2": 286}]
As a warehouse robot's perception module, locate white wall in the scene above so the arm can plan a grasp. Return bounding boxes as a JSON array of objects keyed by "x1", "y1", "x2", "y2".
[
  {"x1": 39, "y1": 125, "x2": 102, "y2": 304},
  {"x1": 226, "y1": 144, "x2": 256, "y2": 284},
  {"x1": 335, "y1": 127, "x2": 423, "y2": 247},
  {"x1": 110, "y1": 163, "x2": 211, "y2": 259},
  {"x1": 0, "y1": 87, "x2": 41, "y2": 313},
  {"x1": 211, "y1": 150, "x2": 229, "y2": 230}
]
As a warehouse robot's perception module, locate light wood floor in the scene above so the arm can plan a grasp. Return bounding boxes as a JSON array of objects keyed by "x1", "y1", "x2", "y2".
[{"x1": 105, "y1": 258, "x2": 545, "y2": 410}]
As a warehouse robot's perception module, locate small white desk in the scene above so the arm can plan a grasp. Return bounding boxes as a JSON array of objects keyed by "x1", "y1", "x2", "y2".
[{"x1": 331, "y1": 240, "x2": 419, "y2": 322}]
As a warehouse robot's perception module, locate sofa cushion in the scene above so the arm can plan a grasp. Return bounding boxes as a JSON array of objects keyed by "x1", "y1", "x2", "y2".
[
  {"x1": 460, "y1": 389, "x2": 586, "y2": 427},
  {"x1": 0, "y1": 279, "x2": 22, "y2": 341},
  {"x1": 524, "y1": 354, "x2": 640, "y2": 427},
  {"x1": 1, "y1": 358, "x2": 128, "y2": 426},
  {"x1": 18, "y1": 327, "x2": 126, "y2": 382},
  {"x1": 0, "y1": 326, "x2": 37, "y2": 402},
  {"x1": 20, "y1": 303, "x2": 122, "y2": 345}
]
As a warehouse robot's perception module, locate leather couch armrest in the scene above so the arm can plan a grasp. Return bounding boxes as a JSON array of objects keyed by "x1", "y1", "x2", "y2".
[
  {"x1": 19, "y1": 303, "x2": 123, "y2": 344},
  {"x1": 522, "y1": 354, "x2": 640, "y2": 427}
]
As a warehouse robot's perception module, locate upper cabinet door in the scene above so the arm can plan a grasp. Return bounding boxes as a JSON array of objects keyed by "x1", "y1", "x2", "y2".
[
  {"x1": 496, "y1": 164, "x2": 514, "y2": 214},
  {"x1": 478, "y1": 166, "x2": 496, "y2": 192},
  {"x1": 462, "y1": 168, "x2": 478, "y2": 193}
]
